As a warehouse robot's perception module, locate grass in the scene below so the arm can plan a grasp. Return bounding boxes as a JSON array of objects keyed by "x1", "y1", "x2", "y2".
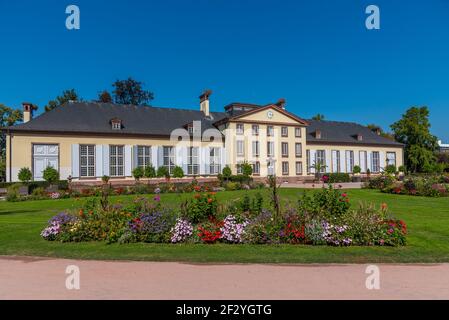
[{"x1": 0, "y1": 188, "x2": 449, "y2": 263}]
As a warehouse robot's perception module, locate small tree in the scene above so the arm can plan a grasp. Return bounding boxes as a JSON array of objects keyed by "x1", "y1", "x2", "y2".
[
  {"x1": 310, "y1": 161, "x2": 327, "y2": 181},
  {"x1": 42, "y1": 166, "x2": 59, "y2": 185},
  {"x1": 385, "y1": 164, "x2": 397, "y2": 175},
  {"x1": 398, "y1": 165, "x2": 406, "y2": 174},
  {"x1": 157, "y1": 166, "x2": 170, "y2": 179},
  {"x1": 102, "y1": 175, "x2": 110, "y2": 184},
  {"x1": 144, "y1": 165, "x2": 156, "y2": 178},
  {"x1": 352, "y1": 165, "x2": 361, "y2": 175},
  {"x1": 222, "y1": 165, "x2": 232, "y2": 181},
  {"x1": 239, "y1": 161, "x2": 253, "y2": 185},
  {"x1": 18, "y1": 167, "x2": 32, "y2": 183},
  {"x1": 132, "y1": 167, "x2": 144, "y2": 181},
  {"x1": 172, "y1": 166, "x2": 185, "y2": 178}
]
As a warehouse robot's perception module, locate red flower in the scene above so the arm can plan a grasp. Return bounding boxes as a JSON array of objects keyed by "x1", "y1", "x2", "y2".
[{"x1": 341, "y1": 193, "x2": 347, "y2": 198}]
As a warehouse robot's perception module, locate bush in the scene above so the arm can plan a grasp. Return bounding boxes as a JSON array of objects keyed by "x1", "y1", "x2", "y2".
[
  {"x1": 222, "y1": 166, "x2": 232, "y2": 180},
  {"x1": 144, "y1": 165, "x2": 156, "y2": 178},
  {"x1": 224, "y1": 181, "x2": 240, "y2": 191},
  {"x1": 18, "y1": 167, "x2": 32, "y2": 183},
  {"x1": 298, "y1": 186, "x2": 351, "y2": 221},
  {"x1": 398, "y1": 165, "x2": 406, "y2": 173},
  {"x1": 352, "y1": 165, "x2": 361, "y2": 175},
  {"x1": 132, "y1": 167, "x2": 144, "y2": 180},
  {"x1": 172, "y1": 166, "x2": 184, "y2": 178},
  {"x1": 157, "y1": 166, "x2": 170, "y2": 178},
  {"x1": 366, "y1": 174, "x2": 395, "y2": 190},
  {"x1": 326, "y1": 173, "x2": 351, "y2": 183},
  {"x1": 6, "y1": 184, "x2": 22, "y2": 202},
  {"x1": 183, "y1": 192, "x2": 218, "y2": 223},
  {"x1": 43, "y1": 166, "x2": 59, "y2": 184},
  {"x1": 385, "y1": 165, "x2": 397, "y2": 175}
]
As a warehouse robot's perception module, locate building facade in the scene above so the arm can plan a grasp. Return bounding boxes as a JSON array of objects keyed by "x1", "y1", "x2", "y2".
[{"x1": 4, "y1": 91, "x2": 403, "y2": 183}]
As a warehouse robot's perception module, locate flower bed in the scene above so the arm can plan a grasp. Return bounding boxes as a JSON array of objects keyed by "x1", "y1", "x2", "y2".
[{"x1": 41, "y1": 185, "x2": 407, "y2": 247}]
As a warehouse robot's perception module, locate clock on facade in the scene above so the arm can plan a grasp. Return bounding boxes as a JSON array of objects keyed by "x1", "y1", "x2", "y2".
[{"x1": 267, "y1": 110, "x2": 274, "y2": 119}]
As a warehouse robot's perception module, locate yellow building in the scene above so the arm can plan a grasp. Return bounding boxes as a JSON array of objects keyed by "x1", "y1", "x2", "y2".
[{"x1": 4, "y1": 91, "x2": 403, "y2": 183}]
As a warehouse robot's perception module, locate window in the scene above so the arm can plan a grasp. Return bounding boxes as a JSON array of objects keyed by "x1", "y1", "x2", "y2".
[
  {"x1": 282, "y1": 161, "x2": 289, "y2": 175},
  {"x1": 111, "y1": 119, "x2": 121, "y2": 130},
  {"x1": 267, "y1": 141, "x2": 275, "y2": 157},
  {"x1": 110, "y1": 145, "x2": 124, "y2": 177},
  {"x1": 163, "y1": 146, "x2": 175, "y2": 174},
  {"x1": 137, "y1": 146, "x2": 151, "y2": 169},
  {"x1": 236, "y1": 140, "x2": 244, "y2": 156},
  {"x1": 187, "y1": 147, "x2": 199, "y2": 175},
  {"x1": 316, "y1": 150, "x2": 326, "y2": 173},
  {"x1": 386, "y1": 152, "x2": 396, "y2": 167},
  {"x1": 359, "y1": 151, "x2": 367, "y2": 173},
  {"x1": 281, "y1": 126, "x2": 288, "y2": 137},
  {"x1": 236, "y1": 162, "x2": 243, "y2": 174},
  {"x1": 332, "y1": 150, "x2": 340, "y2": 173},
  {"x1": 80, "y1": 145, "x2": 95, "y2": 177},
  {"x1": 295, "y1": 161, "x2": 303, "y2": 175},
  {"x1": 236, "y1": 123, "x2": 244, "y2": 135},
  {"x1": 372, "y1": 151, "x2": 380, "y2": 173},
  {"x1": 209, "y1": 147, "x2": 221, "y2": 175},
  {"x1": 252, "y1": 161, "x2": 260, "y2": 175},
  {"x1": 252, "y1": 141, "x2": 260, "y2": 157},
  {"x1": 267, "y1": 126, "x2": 274, "y2": 137},
  {"x1": 252, "y1": 124, "x2": 259, "y2": 136},
  {"x1": 295, "y1": 143, "x2": 302, "y2": 157},
  {"x1": 346, "y1": 150, "x2": 354, "y2": 173},
  {"x1": 188, "y1": 125, "x2": 194, "y2": 135},
  {"x1": 295, "y1": 127, "x2": 301, "y2": 138},
  {"x1": 281, "y1": 142, "x2": 289, "y2": 157}
]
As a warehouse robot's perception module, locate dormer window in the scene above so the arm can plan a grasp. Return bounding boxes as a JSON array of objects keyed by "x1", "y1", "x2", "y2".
[
  {"x1": 357, "y1": 134, "x2": 363, "y2": 141},
  {"x1": 111, "y1": 118, "x2": 122, "y2": 130},
  {"x1": 315, "y1": 130, "x2": 321, "y2": 139},
  {"x1": 188, "y1": 124, "x2": 194, "y2": 135}
]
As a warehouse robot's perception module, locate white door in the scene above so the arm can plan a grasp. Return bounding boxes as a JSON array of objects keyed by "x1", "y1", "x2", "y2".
[{"x1": 33, "y1": 144, "x2": 59, "y2": 180}]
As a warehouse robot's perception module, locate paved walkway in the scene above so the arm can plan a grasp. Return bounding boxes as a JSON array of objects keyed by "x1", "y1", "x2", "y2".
[
  {"x1": 1, "y1": 256, "x2": 448, "y2": 299},
  {"x1": 281, "y1": 182, "x2": 363, "y2": 189}
]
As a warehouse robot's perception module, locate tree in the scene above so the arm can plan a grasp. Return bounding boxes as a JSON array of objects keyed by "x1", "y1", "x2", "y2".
[
  {"x1": 144, "y1": 165, "x2": 156, "y2": 178},
  {"x1": 42, "y1": 166, "x2": 60, "y2": 185},
  {"x1": 222, "y1": 165, "x2": 232, "y2": 181},
  {"x1": 0, "y1": 104, "x2": 23, "y2": 181},
  {"x1": 173, "y1": 166, "x2": 185, "y2": 178},
  {"x1": 112, "y1": 77, "x2": 154, "y2": 106},
  {"x1": 132, "y1": 167, "x2": 144, "y2": 181},
  {"x1": 18, "y1": 167, "x2": 32, "y2": 183},
  {"x1": 391, "y1": 106, "x2": 438, "y2": 173},
  {"x1": 44, "y1": 89, "x2": 79, "y2": 112},
  {"x1": 98, "y1": 90, "x2": 112, "y2": 103},
  {"x1": 312, "y1": 114, "x2": 325, "y2": 121}
]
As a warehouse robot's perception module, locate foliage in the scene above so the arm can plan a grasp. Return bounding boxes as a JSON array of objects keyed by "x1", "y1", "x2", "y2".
[
  {"x1": 6, "y1": 183, "x2": 22, "y2": 201},
  {"x1": 222, "y1": 165, "x2": 232, "y2": 180},
  {"x1": 312, "y1": 114, "x2": 325, "y2": 121},
  {"x1": 384, "y1": 165, "x2": 397, "y2": 175},
  {"x1": 197, "y1": 218, "x2": 223, "y2": 244},
  {"x1": 98, "y1": 90, "x2": 112, "y2": 103},
  {"x1": 352, "y1": 165, "x2": 361, "y2": 174},
  {"x1": 326, "y1": 173, "x2": 351, "y2": 183},
  {"x1": 365, "y1": 174, "x2": 395, "y2": 190},
  {"x1": 183, "y1": 191, "x2": 218, "y2": 223},
  {"x1": 366, "y1": 124, "x2": 394, "y2": 140},
  {"x1": 236, "y1": 192, "x2": 263, "y2": 217},
  {"x1": 44, "y1": 89, "x2": 79, "y2": 112},
  {"x1": 156, "y1": 166, "x2": 170, "y2": 178},
  {"x1": 383, "y1": 175, "x2": 448, "y2": 197},
  {"x1": 298, "y1": 186, "x2": 351, "y2": 221},
  {"x1": 132, "y1": 167, "x2": 144, "y2": 181},
  {"x1": 112, "y1": 77, "x2": 154, "y2": 106},
  {"x1": 18, "y1": 167, "x2": 32, "y2": 183},
  {"x1": 144, "y1": 165, "x2": 156, "y2": 178},
  {"x1": 172, "y1": 166, "x2": 184, "y2": 178},
  {"x1": 42, "y1": 166, "x2": 60, "y2": 184},
  {"x1": 391, "y1": 106, "x2": 438, "y2": 173},
  {"x1": 171, "y1": 219, "x2": 193, "y2": 243}
]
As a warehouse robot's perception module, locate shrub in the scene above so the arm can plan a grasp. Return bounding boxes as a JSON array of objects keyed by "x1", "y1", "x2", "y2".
[
  {"x1": 298, "y1": 186, "x2": 351, "y2": 221},
  {"x1": 398, "y1": 165, "x2": 406, "y2": 173},
  {"x1": 18, "y1": 167, "x2": 32, "y2": 183},
  {"x1": 31, "y1": 187, "x2": 47, "y2": 198},
  {"x1": 327, "y1": 173, "x2": 351, "y2": 183},
  {"x1": 157, "y1": 166, "x2": 170, "y2": 178},
  {"x1": 222, "y1": 165, "x2": 232, "y2": 180},
  {"x1": 172, "y1": 166, "x2": 184, "y2": 178},
  {"x1": 144, "y1": 165, "x2": 156, "y2": 178},
  {"x1": 102, "y1": 175, "x2": 110, "y2": 184},
  {"x1": 43, "y1": 166, "x2": 59, "y2": 184},
  {"x1": 224, "y1": 181, "x2": 240, "y2": 191},
  {"x1": 184, "y1": 192, "x2": 218, "y2": 223},
  {"x1": 366, "y1": 174, "x2": 395, "y2": 190},
  {"x1": 6, "y1": 184, "x2": 21, "y2": 202},
  {"x1": 385, "y1": 165, "x2": 397, "y2": 175},
  {"x1": 352, "y1": 165, "x2": 361, "y2": 175},
  {"x1": 132, "y1": 167, "x2": 144, "y2": 181},
  {"x1": 128, "y1": 209, "x2": 176, "y2": 243}
]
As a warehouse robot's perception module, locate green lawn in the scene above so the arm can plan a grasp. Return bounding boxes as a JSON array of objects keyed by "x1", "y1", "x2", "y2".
[{"x1": 1, "y1": 189, "x2": 449, "y2": 263}]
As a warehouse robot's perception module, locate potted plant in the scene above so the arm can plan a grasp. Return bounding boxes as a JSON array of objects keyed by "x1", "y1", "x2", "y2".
[
  {"x1": 42, "y1": 166, "x2": 60, "y2": 192},
  {"x1": 352, "y1": 165, "x2": 361, "y2": 182},
  {"x1": 17, "y1": 167, "x2": 32, "y2": 195}
]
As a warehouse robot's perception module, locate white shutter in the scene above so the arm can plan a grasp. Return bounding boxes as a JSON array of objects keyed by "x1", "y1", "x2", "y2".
[
  {"x1": 175, "y1": 145, "x2": 183, "y2": 167},
  {"x1": 380, "y1": 151, "x2": 386, "y2": 171},
  {"x1": 124, "y1": 145, "x2": 132, "y2": 176},
  {"x1": 204, "y1": 147, "x2": 210, "y2": 175},
  {"x1": 157, "y1": 146, "x2": 164, "y2": 169},
  {"x1": 102, "y1": 145, "x2": 110, "y2": 176},
  {"x1": 359, "y1": 151, "x2": 367, "y2": 173},
  {"x1": 181, "y1": 147, "x2": 188, "y2": 174},
  {"x1": 340, "y1": 150, "x2": 346, "y2": 173},
  {"x1": 95, "y1": 145, "x2": 103, "y2": 177},
  {"x1": 346, "y1": 151, "x2": 351, "y2": 173},
  {"x1": 151, "y1": 146, "x2": 158, "y2": 168},
  {"x1": 331, "y1": 151, "x2": 338, "y2": 173},
  {"x1": 354, "y1": 151, "x2": 360, "y2": 167},
  {"x1": 325, "y1": 150, "x2": 331, "y2": 173},
  {"x1": 309, "y1": 150, "x2": 316, "y2": 173},
  {"x1": 220, "y1": 147, "x2": 226, "y2": 173},
  {"x1": 367, "y1": 152, "x2": 372, "y2": 172},
  {"x1": 133, "y1": 145, "x2": 139, "y2": 169},
  {"x1": 71, "y1": 144, "x2": 79, "y2": 178}
]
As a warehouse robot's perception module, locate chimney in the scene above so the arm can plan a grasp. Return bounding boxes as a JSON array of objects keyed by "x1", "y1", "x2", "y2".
[
  {"x1": 276, "y1": 98, "x2": 286, "y2": 109},
  {"x1": 315, "y1": 129, "x2": 321, "y2": 139},
  {"x1": 22, "y1": 102, "x2": 34, "y2": 123},
  {"x1": 199, "y1": 89, "x2": 212, "y2": 117},
  {"x1": 357, "y1": 133, "x2": 363, "y2": 141}
]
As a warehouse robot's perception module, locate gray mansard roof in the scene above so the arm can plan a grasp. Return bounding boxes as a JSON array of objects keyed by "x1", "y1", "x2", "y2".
[
  {"x1": 9, "y1": 102, "x2": 227, "y2": 136},
  {"x1": 8, "y1": 101, "x2": 402, "y2": 146}
]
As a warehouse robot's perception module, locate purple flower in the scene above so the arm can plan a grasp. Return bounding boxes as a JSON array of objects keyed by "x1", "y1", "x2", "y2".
[
  {"x1": 220, "y1": 215, "x2": 248, "y2": 243},
  {"x1": 171, "y1": 219, "x2": 193, "y2": 243},
  {"x1": 153, "y1": 194, "x2": 160, "y2": 202}
]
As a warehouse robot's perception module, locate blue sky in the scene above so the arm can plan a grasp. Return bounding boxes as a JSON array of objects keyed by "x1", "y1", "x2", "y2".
[{"x1": 1, "y1": 0, "x2": 448, "y2": 141}]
